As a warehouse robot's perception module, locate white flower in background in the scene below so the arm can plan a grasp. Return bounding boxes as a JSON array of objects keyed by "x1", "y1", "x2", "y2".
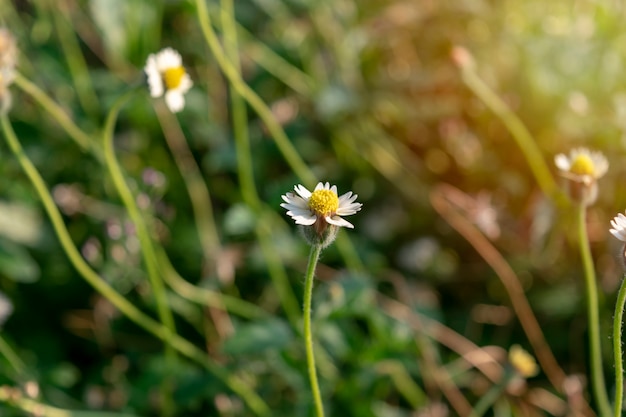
[
  {"x1": 0, "y1": 28, "x2": 17, "y2": 114},
  {"x1": 554, "y1": 147, "x2": 608, "y2": 206},
  {"x1": 610, "y1": 212, "x2": 626, "y2": 242},
  {"x1": 144, "y1": 47, "x2": 192, "y2": 113},
  {"x1": 281, "y1": 182, "x2": 362, "y2": 229},
  {"x1": 554, "y1": 147, "x2": 608, "y2": 185}
]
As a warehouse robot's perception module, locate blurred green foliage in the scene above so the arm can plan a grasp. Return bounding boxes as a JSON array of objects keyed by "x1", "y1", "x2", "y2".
[{"x1": 1, "y1": 0, "x2": 626, "y2": 416}]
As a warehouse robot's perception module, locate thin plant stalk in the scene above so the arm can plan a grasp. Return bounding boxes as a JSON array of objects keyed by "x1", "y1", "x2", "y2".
[
  {"x1": 13, "y1": 73, "x2": 95, "y2": 155},
  {"x1": 220, "y1": 0, "x2": 258, "y2": 207},
  {"x1": 197, "y1": 0, "x2": 364, "y2": 276},
  {"x1": 194, "y1": 0, "x2": 316, "y2": 187},
  {"x1": 430, "y1": 184, "x2": 567, "y2": 391},
  {"x1": 152, "y1": 106, "x2": 235, "y2": 341},
  {"x1": 303, "y1": 244, "x2": 325, "y2": 417},
  {"x1": 0, "y1": 115, "x2": 270, "y2": 417},
  {"x1": 47, "y1": 0, "x2": 99, "y2": 120},
  {"x1": 218, "y1": 0, "x2": 301, "y2": 325},
  {"x1": 101, "y1": 93, "x2": 177, "y2": 415},
  {"x1": 153, "y1": 102, "x2": 222, "y2": 276},
  {"x1": 458, "y1": 63, "x2": 562, "y2": 204},
  {"x1": 614, "y1": 271, "x2": 626, "y2": 417},
  {"x1": 577, "y1": 203, "x2": 611, "y2": 417}
]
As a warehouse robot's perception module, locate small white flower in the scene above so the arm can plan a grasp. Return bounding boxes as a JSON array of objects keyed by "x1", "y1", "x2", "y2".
[
  {"x1": 281, "y1": 182, "x2": 362, "y2": 229},
  {"x1": 554, "y1": 147, "x2": 608, "y2": 185},
  {"x1": 610, "y1": 212, "x2": 626, "y2": 242},
  {"x1": 144, "y1": 47, "x2": 192, "y2": 113}
]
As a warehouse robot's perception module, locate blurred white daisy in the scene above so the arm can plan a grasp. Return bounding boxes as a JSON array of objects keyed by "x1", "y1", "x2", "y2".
[
  {"x1": 281, "y1": 182, "x2": 362, "y2": 233},
  {"x1": 555, "y1": 147, "x2": 608, "y2": 206},
  {"x1": 144, "y1": 47, "x2": 192, "y2": 113},
  {"x1": 554, "y1": 147, "x2": 608, "y2": 185},
  {"x1": 0, "y1": 28, "x2": 17, "y2": 114},
  {"x1": 610, "y1": 212, "x2": 626, "y2": 242}
]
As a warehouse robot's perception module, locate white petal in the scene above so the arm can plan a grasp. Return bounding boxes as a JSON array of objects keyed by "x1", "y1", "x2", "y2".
[
  {"x1": 314, "y1": 182, "x2": 324, "y2": 191},
  {"x1": 338, "y1": 191, "x2": 355, "y2": 204},
  {"x1": 176, "y1": 74, "x2": 193, "y2": 94},
  {"x1": 330, "y1": 185, "x2": 337, "y2": 194},
  {"x1": 336, "y1": 204, "x2": 362, "y2": 216},
  {"x1": 294, "y1": 184, "x2": 312, "y2": 199},
  {"x1": 281, "y1": 193, "x2": 308, "y2": 208},
  {"x1": 155, "y1": 47, "x2": 182, "y2": 71},
  {"x1": 293, "y1": 215, "x2": 317, "y2": 225},
  {"x1": 326, "y1": 215, "x2": 354, "y2": 228},
  {"x1": 610, "y1": 228, "x2": 626, "y2": 241},
  {"x1": 165, "y1": 91, "x2": 185, "y2": 112},
  {"x1": 554, "y1": 154, "x2": 570, "y2": 171},
  {"x1": 284, "y1": 207, "x2": 313, "y2": 218},
  {"x1": 144, "y1": 56, "x2": 164, "y2": 97}
]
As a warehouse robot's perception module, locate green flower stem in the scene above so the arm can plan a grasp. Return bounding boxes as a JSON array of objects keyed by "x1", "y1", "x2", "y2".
[
  {"x1": 577, "y1": 203, "x2": 611, "y2": 417},
  {"x1": 102, "y1": 93, "x2": 177, "y2": 414},
  {"x1": 13, "y1": 73, "x2": 97, "y2": 157},
  {"x1": 217, "y1": 0, "x2": 301, "y2": 326},
  {"x1": 153, "y1": 102, "x2": 221, "y2": 274},
  {"x1": 0, "y1": 115, "x2": 270, "y2": 417},
  {"x1": 206, "y1": 0, "x2": 315, "y2": 95},
  {"x1": 303, "y1": 244, "x2": 325, "y2": 417},
  {"x1": 194, "y1": 0, "x2": 316, "y2": 188},
  {"x1": 614, "y1": 272, "x2": 626, "y2": 417},
  {"x1": 459, "y1": 64, "x2": 561, "y2": 203},
  {"x1": 220, "y1": 0, "x2": 259, "y2": 209}
]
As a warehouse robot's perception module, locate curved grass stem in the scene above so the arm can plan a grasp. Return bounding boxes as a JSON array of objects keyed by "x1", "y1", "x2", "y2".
[
  {"x1": 13, "y1": 73, "x2": 98, "y2": 157},
  {"x1": 102, "y1": 92, "x2": 177, "y2": 414},
  {"x1": 458, "y1": 62, "x2": 562, "y2": 203},
  {"x1": 216, "y1": 0, "x2": 301, "y2": 325},
  {"x1": 0, "y1": 115, "x2": 269, "y2": 417},
  {"x1": 577, "y1": 203, "x2": 611, "y2": 417},
  {"x1": 194, "y1": 0, "x2": 316, "y2": 188}
]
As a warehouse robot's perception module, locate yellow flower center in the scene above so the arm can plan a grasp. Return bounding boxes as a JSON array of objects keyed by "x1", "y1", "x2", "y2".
[
  {"x1": 570, "y1": 154, "x2": 595, "y2": 176},
  {"x1": 163, "y1": 66, "x2": 186, "y2": 90},
  {"x1": 308, "y1": 189, "x2": 339, "y2": 217}
]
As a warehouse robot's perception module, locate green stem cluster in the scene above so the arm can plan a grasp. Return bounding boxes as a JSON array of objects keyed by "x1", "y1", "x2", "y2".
[{"x1": 0, "y1": 114, "x2": 270, "y2": 417}]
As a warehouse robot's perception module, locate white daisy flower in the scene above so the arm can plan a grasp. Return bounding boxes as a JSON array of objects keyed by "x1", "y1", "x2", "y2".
[
  {"x1": 554, "y1": 147, "x2": 608, "y2": 185},
  {"x1": 610, "y1": 212, "x2": 626, "y2": 242},
  {"x1": 144, "y1": 47, "x2": 192, "y2": 113},
  {"x1": 281, "y1": 182, "x2": 362, "y2": 233}
]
